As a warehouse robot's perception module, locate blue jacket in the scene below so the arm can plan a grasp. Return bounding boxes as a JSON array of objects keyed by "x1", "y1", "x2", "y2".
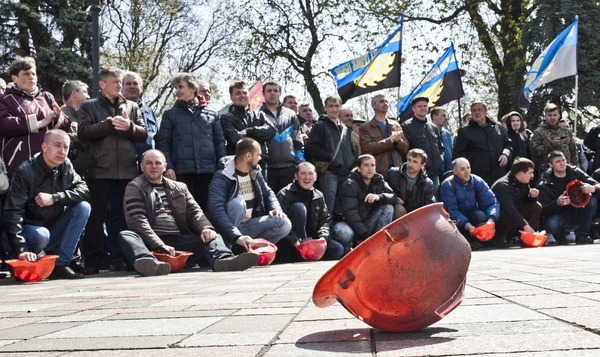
[
  {"x1": 440, "y1": 128, "x2": 453, "y2": 174},
  {"x1": 439, "y1": 174, "x2": 500, "y2": 230},
  {"x1": 206, "y1": 156, "x2": 281, "y2": 245},
  {"x1": 260, "y1": 103, "x2": 304, "y2": 168},
  {"x1": 155, "y1": 102, "x2": 226, "y2": 175},
  {"x1": 135, "y1": 102, "x2": 158, "y2": 160}
]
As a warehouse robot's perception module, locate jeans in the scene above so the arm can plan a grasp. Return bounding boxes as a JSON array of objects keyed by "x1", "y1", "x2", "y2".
[
  {"x1": 332, "y1": 204, "x2": 394, "y2": 254},
  {"x1": 118, "y1": 230, "x2": 233, "y2": 271},
  {"x1": 226, "y1": 198, "x2": 292, "y2": 247},
  {"x1": 178, "y1": 173, "x2": 213, "y2": 210},
  {"x1": 267, "y1": 166, "x2": 296, "y2": 195},
  {"x1": 545, "y1": 196, "x2": 597, "y2": 240},
  {"x1": 23, "y1": 201, "x2": 91, "y2": 266},
  {"x1": 320, "y1": 171, "x2": 346, "y2": 214},
  {"x1": 459, "y1": 209, "x2": 488, "y2": 241},
  {"x1": 430, "y1": 175, "x2": 440, "y2": 193},
  {"x1": 84, "y1": 179, "x2": 129, "y2": 267}
]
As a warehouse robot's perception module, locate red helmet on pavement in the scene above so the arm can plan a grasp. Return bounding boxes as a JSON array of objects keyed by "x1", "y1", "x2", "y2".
[
  {"x1": 297, "y1": 239, "x2": 327, "y2": 261},
  {"x1": 520, "y1": 231, "x2": 547, "y2": 248},
  {"x1": 5, "y1": 255, "x2": 59, "y2": 282},
  {"x1": 152, "y1": 251, "x2": 193, "y2": 273},
  {"x1": 248, "y1": 238, "x2": 277, "y2": 266}
]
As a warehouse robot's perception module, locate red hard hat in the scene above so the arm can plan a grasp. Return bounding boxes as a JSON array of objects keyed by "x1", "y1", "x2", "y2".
[
  {"x1": 248, "y1": 238, "x2": 277, "y2": 266},
  {"x1": 519, "y1": 231, "x2": 547, "y2": 248},
  {"x1": 5, "y1": 255, "x2": 59, "y2": 282},
  {"x1": 313, "y1": 203, "x2": 471, "y2": 333},
  {"x1": 297, "y1": 239, "x2": 327, "y2": 261},
  {"x1": 152, "y1": 251, "x2": 194, "y2": 273},
  {"x1": 472, "y1": 221, "x2": 495, "y2": 242},
  {"x1": 566, "y1": 180, "x2": 591, "y2": 208}
]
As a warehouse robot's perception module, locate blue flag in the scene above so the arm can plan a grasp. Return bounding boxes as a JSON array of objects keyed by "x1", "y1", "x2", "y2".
[
  {"x1": 331, "y1": 16, "x2": 403, "y2": 102},
  {"x1": 518, "y1": 18, "x2": 578, "y2": 110},
  {"x1": 397, "y1": 44, "x2": 464, "y2": 119}
]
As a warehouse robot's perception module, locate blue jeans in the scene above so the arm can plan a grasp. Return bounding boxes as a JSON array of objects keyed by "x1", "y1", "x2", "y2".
[
  {"x1": 226, "y1": 198, "x2": 292, "y2": 247},
  {"x1": 23, "y1": 201, "x2": 91, "y2": 266},
  {"x1": 321, "y1": 172, "x2": 346, "y2": 214},
  {"x1": 287, "y1": 202, "x2": 345, "y2": 260},
  {"x1": 430, "y1": 175, "x2": 440, "y2": 193},
  {"x1": 545, "y1": 196, "x2": 597, "y2": 240},
  {"x1": 332, "y1": 204, "x2": 394, "y2": 254},
  {"x1": 459, "y1": 209, "x2": 488, "y2": 241}
]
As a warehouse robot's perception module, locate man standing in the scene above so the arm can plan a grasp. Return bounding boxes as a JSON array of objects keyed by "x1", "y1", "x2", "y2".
[
  {"x1": 401, "y1": 97, "x2": 443, "y2": 189},
  {"x1": 220, "y1": 81, "x2": 275, "y2": 167},
  {"x1": 198, "y1": 80, "x2": 212, "y2": 105},
  {"x1": 298, "y1": 103, "x2": 316, "y2": 142},
  {"x1": 78, "y1": 66, "x2": 148, "y2": 274},
  {"x1": 305, "y1": 96, "x2": 356, "y2": 213},
  {"x1": 430, "y1": 107, "x2": 453, "y2": 176},
  {"x1": 340, "y1": 108, "x2": 361, "y2": 157},
  {"x1": 207, "y1": 138, "x2": 292, "y2": 250},
  {"x1": 0, "y1": 78, "x2": 6, "y2": 94},
  {"x1": 0, "y1": 57, "x2": 69, "y2": 178},
  {"x1": 491, "y1": 158, "x2": 542, "y2": 248},
  {"x1": 532, "y1": 103, "x2": 577, "y2": 174},
  {"x1": 277, "y1": 162, "x2": 345, "y2": 260},
  {"x1": 119, "y1": 149, "x2": 259, "y2": 276},
  {"x1": 260, "y1": 82, "x2": 304, "y2": 193},
  {"x1": 3, "y1": 130, "x2": 90, "y2": 279},
  {"x1": 453, "y1": 101, "x2": 512, "y2": 187},
  {"x1": 122, "y1": 72, "x2": 158, "y2": 161},
  {"x1": 61, "y1": 80, "x2": 90, "y2": 177},
  {"x1": 539, "y1": 151, "x2": 599, "y2": 245},
  {"x1": 439, "y1": 158, "x2": 500, "y2": 250},
  {"x1": 360, "y1": 94, "x2": 408, "y2": 179},
  {"x1": 283, "y1": 95, "x2": 299, "y2": 114},
  {"x1": 387, "y1": 148, "x2": 436, "y2": 218},
  {"x1": 504, "y1": 111, "x2": 532, "y2": 169}
]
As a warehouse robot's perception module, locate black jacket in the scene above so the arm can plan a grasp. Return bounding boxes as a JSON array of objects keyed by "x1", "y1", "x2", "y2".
[
  {"x1": 387, "y1": 164, "x2": 435, "y2": 213},
  {"x1": 538, "y1": 165, "x2": 600, "y2": 217},
  {"x1": 491, "y1": 172, "x2": 537, "y2": 228},
  {"x1": 334, "y1": 170, "x2": 397, "y2": 239},
  {"x1": 584, "y1": 127, "x2": 600, "y2": 171},
  {"x1": 3, "y1": 155, "x2": 90, "y2": 255},
  {"x1": 305, "y1": 116, "x2": 356, "y2": 176},
  {"x1": 260, "y1": 104, "x2": 304, "y2": 168},
  {"x1": 277, "y1": 181, "x2": 330, "y2": 244},
  {"x1": 507, "y1": 129, "x2": 532, "y2": 167},
  {"x1": 220, "y1": 105, "x2": 276, "y2": 157},
  {"x1": 453, "y1": 117, "x2": 513, "y2": 186},
  {"x1": 401, "y1": 117, "x2": 443, "y2": 177}
]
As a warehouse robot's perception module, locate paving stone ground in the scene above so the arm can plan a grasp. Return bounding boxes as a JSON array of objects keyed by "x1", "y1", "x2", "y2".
[{"x1": 2, "y1": 244, "x2": 600, "y2": 356}]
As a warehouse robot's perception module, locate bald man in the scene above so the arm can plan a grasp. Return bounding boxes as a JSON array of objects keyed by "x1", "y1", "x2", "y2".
[
  {"x1": 3, "y1": 129, "x2": 90, "y2": 279},
  {"x1": 439, "y1": 158, "x2": 500, "y2": 250}
]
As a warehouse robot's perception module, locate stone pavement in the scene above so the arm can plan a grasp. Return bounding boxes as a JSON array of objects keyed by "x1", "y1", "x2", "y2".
[{"x1": 2, "y1": 245, "x2": 600, "y2": 356}]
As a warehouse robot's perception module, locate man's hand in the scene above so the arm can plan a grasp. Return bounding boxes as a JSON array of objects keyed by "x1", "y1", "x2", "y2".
[
  {"x1": 165, "y1": 169, "x2": 177, "y2": 180},
  {"x1": 390, "y1": 131, "x2": 402, "y2": 143},
  {"x1": 557, "y1": 192, "x2": 571, "y2": 207},
  {"x1": 34, "y1": 193, "x2": 54, "y2": 207},
  {"x1": 239, "y1": 129, "x2": 247, "y2": 136},
  {"x1": 160, "y1": 244, "x2": 176, "y2": 256},
  {"x1": 19, "y1": 252, "x2": 37, "y2": 262},
  {"x1": 236, "y1": 235, "x2": 254, "y2": 250},
  {"x1": 498, "y1": 154, "x2": 508, "y2": 167},
  {"x1": 111, "y1": 114, "x2": 131, "y2": 131},
  {"x1": 269, "y1": 209, "x2": 287, "y2": 218},
  {"x1": 529, "y1": 188, "x2": 540, "y2": 198},
  {"x1": 397, "y1": 197, "x2": 405, "y2": 205},
  {"x1": 365, "y1": 193, "x2": 381, "y2": 204},
  {"x1": 523, "y1": 225, "x2": 535, "y2": 233},
  {"x1": 200, "y1": 229, "x2": 217, "y2": 243},
  {"x1": 552, "y1": 137, "x2": 566, "y2": 146},
  {"x1": 581, "y1": 183, "x2": 596, "y2": 194},
  {"x1": 465, "y1": 223, "x2": 475, "y2": 234}
]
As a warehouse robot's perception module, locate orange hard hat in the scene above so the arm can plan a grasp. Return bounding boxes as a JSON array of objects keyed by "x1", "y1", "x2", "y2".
[
  {"x1": 566, "y1": 180, "x2": 591, "y2": 208},
  {"x1": 152, "y1": 251, "x2": 193, "y2": 273},
  {"x1": 313, "y1": 203, "x2": 471, "y2": 332},
  {"x1": 472, "y1": 221, "x2": 495, "y2": 242},
  {"x1": 519, "y1": 230, "x2": 547, "y2": 248},
  {"x1": 297, "y1": 239, "x2": 327, "y2": 261},
  {"x1": 5, "y1": 255, "x2": 59, "y2": 282},
  {"x1": 248, "y1": 238, "x2": 277, "y2": 266}
]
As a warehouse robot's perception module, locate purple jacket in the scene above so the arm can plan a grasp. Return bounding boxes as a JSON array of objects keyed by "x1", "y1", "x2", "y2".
[{"x1": 0, "y1": 87, "x2": 70, "y2": 178}]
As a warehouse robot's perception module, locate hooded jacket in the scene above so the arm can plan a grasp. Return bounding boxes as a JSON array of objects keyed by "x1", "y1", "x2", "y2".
[{"x1": 387, "y1": 163, "x2": 435, "y2": 213}]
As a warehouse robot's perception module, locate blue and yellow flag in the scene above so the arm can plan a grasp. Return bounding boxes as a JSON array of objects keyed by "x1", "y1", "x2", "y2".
[
  {"x1": 330, "y1": 16, "x2": 403, "y2": 102},
  {"x1": 397, "y1": 44, "x2": 464, "y2": 119},
  {"x1": 518, "y1": 18, "x2": 578, "y2": 110}
]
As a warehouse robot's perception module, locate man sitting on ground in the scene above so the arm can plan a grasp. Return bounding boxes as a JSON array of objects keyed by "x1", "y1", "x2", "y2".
[
  {"x1": 331, "y1": 154, "x2": 396, "y2": 254},
  {"x1": 277, "y1": 162, "x2": 345, "y2": 261},
  {"x1": 3, "y1": 130, "x2": 90, "y2": 279},
  {"x1": 539, "y1": 151, "x2": 599, "y2": 245},
  {"x1": 491, "y1": 157, "x2": 542, "y2": 247},
  {"x1": 207, "y1": 138, "x2": 292, "y2": 251},
  {"x1": 387, "y1": 148, "x2": 435, "y2": 219},
  {"x1": 439, "y1": 158, "x2": 500, "y2": 250},
  {"x1": 119, "y1": 149, "x2": 259, "y2": 276}
]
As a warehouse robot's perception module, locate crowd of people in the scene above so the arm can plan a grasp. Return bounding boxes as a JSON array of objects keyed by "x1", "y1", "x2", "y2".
[{"x1": 1, "y1": 56, "x2": 600, "y2": 281}]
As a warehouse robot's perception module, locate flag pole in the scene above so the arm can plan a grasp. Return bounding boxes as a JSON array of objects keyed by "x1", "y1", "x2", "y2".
[
  {"x1": 397, "y1": 14, "x2": 404, "y2": 117},
  {"x1": 574, "y1": 74, "x2": 579, "y2": 134}
]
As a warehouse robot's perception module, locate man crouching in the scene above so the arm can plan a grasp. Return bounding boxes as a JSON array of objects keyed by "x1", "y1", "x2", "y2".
[{"x1": 119, "y1": 149, "x2": 258, "y2": 276}]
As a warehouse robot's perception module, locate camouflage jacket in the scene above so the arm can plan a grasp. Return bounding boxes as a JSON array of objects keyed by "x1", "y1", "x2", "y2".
[{"x1": 531, "y1": 122, "x2": 577, "y2": 171}]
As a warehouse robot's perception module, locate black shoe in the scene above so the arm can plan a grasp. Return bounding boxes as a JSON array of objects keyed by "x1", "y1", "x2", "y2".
[
  {"x1": 214, "y1": 253, "x2": 260, "y2": 272},
  {"x1": 576, "y1": 235, "x2": 594, "y2": 245},
  {"x1": 82, "y1": 265, "x2": 100, "y2": 275},
  {"x1": 468, "y1": 240, "x2": 483, "y2": 251},
  {"x1": 134, "y1": 257, "x2": 170, "y2": 277},
  {"x1": 109, "y1": 260, "x2": 127, "y2": 272},
  {"x1": 493, "y1": 239, "x2": 510, "y2": 249},
  {"x1": 49, "y1": 266, "x2": 85, "y2": 280}
]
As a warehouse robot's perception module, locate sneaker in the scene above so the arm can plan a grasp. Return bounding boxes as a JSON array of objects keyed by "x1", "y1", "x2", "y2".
[
  {"x1": 214, "y1": 253, "x2": 260, "y2": 272},
  {"x1": 134, "y1": 257, "x2": 171, "y2": 277},
  {"x1": 49, "y1": 266, "x2": 85, "y2": 280},
  {"x1": 545, "y1": 234, "x2": 557, "y2": 246},
  {"x1": 576, "y1": 235, "x2": 594, "y2": 245}
]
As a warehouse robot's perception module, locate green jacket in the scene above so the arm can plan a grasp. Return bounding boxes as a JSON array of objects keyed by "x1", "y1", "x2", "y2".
[{"x1": 531, "y1": 121, "x2": 577, "y2": 171}]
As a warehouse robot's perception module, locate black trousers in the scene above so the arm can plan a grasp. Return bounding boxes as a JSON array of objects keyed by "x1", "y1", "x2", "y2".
[
  {"x1": 267, "y1": 166, "x2": 296, "y2": 195},
  {"x1": 83, "y1": 179, "x2": 129, "y2": 267},
  {"x1": 177, "y1": 173, "x2": 214, "y2": 210}
]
